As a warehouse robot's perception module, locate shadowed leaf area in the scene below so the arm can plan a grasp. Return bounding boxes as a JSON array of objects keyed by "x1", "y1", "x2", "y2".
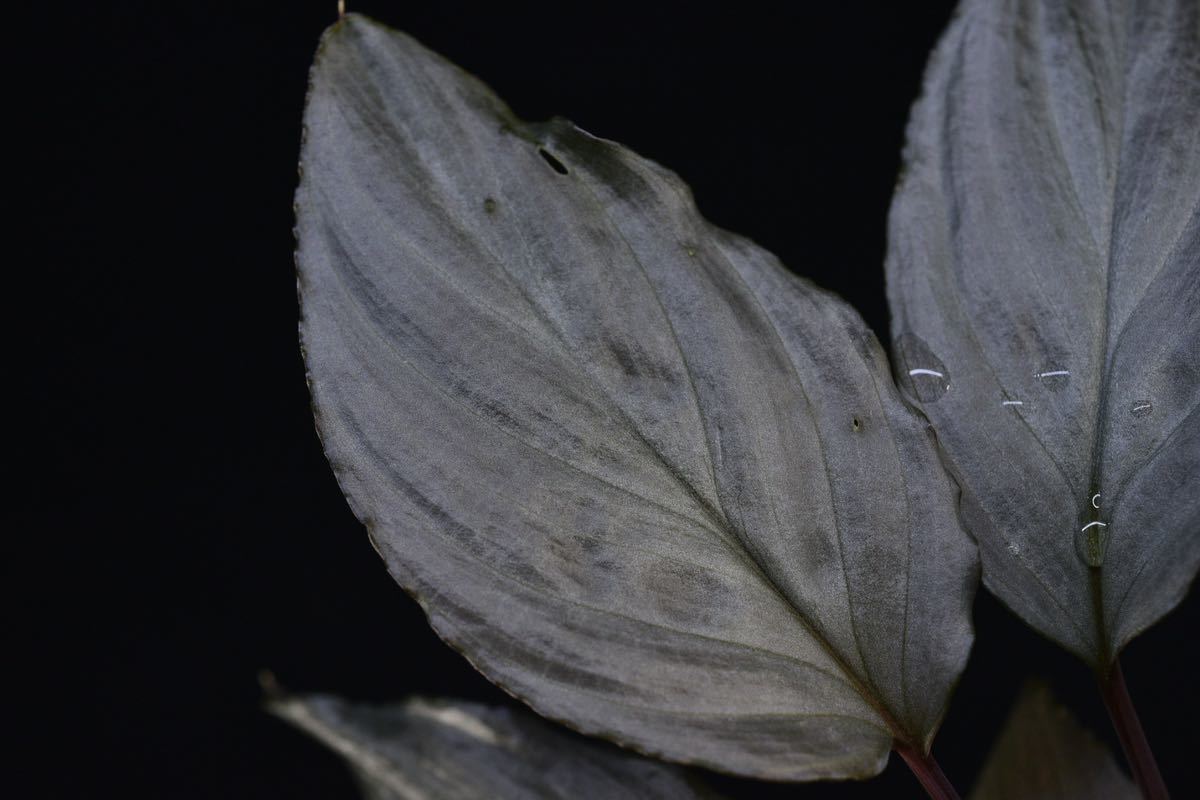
[
  {"x1": 270, "y1": 694, "x2": 722, "y2": 800},
  {"x1": 970, "y1": 683, "x2": 1136, "y2": 800}
]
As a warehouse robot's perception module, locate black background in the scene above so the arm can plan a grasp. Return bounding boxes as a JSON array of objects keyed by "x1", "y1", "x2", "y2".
[{"x1": 11, "y1": 1, "x2": 1198, "y2": 798}]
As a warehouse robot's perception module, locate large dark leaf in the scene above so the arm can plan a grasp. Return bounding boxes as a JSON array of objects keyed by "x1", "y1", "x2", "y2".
[
  {"x1": 297, "y1": 13, "x2": 976, "y2": 779},
  {"x1": 970, "y1": 683, "x2": 1136, "y2": 800},
  {"x1": 886, "y1": 0, "x2": 1200, "y2": 668},
  {"x1": 270, "y1": 694, "x2": 720, "y2": 800}
]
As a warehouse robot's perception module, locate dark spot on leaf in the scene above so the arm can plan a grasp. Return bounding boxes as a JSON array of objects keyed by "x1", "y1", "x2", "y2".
[
  {"x1": 510, "y1": 562, "x2": 555, "y2": 592},
  {"x1": 393, "y1": 475, "x2": 482, "y2": 556},
  {"x1": 474, "y1": 394, "x2": 519, "y2": 431},
  {"x1": 603, "y1": 334, "x2": 677, "y2": 383},
  {"x1": 649, "y1": 561, "x2": 730, "y2": 627},
  {"x1": 483, "y1": 197, "x2": 498, "y2": 214},
  {"x1": 542, "y1": 123, "x2": 651, "y2": 201},
  {"x1": 538, "y1": 148, "x2": 569, "y2": 175},
  {"x1": 498, "y1": 631, "x2": 643, "y2": 698},
  {"x1": 430, "y1": 592, "x2": 488, "y2": 631},
  {"x1": 607, "y1": 338, "x2": 641, "y2": 377},
  {"x1": 852, "y1": 417, "x2": 863, "y2": 432}
]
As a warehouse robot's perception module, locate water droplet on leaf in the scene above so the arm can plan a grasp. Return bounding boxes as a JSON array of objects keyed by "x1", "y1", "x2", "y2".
[
  {"x1": 895, "y1": 334, "x2": 950, "y2": 403},
  {"x1": 1075, "y1": 522, "x2": 1111, "y2": 567},
  {"x1": 1035, "y1": 368, "x2": 1071, "y2": 391}
]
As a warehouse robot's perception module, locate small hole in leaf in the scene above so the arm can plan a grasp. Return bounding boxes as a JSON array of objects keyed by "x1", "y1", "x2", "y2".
[
  {"x1": 538, "y1": 148, "x2": 569, "y2": 175},
  {"x1": 851, "y1": 417, "x2": 862, "y2": 432},
  {"x1": 483, "y1": 197, "x2": 498, "y2": 214}
]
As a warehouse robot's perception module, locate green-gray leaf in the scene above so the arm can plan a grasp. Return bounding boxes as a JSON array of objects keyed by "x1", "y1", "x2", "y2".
[
  {"x1": 886, "y1": 0, "x2": 1200, "y2": 668},
  {"x1": 270, "y1": 694, "x2": 721, "y2": 800},
  {"x1": 297, "y1": 13, "x2": 976, "y2": 780},
  {"x1": 970, "y1": 683, "x2": 1136, "y2": 800}
]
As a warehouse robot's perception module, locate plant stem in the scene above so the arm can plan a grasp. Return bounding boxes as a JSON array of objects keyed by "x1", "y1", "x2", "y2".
[
  {"x1": 1098, "y1": 658, "x2": 1169, "y2": 799},
  {"x1": 1094, "y1": 662, "x2": 1166, "y2": 796},
  {"x1": 894, "y1": 740, "x2": 961, "y2": 800}
]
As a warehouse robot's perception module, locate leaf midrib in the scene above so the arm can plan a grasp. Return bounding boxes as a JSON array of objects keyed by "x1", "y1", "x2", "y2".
[{"x1": 549, "y1": 136, "x2": 921, "y2": 744}]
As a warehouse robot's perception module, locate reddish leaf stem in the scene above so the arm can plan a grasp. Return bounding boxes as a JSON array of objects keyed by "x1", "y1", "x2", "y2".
[
  {"x1": 894, "y1": 740, "x2": 961, "y2": 800},
  {"x1": 1098, "y1": 658, "x2": 1169, "y2": 799}
]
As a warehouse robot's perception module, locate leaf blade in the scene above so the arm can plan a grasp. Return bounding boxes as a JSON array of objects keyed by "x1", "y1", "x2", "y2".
[
  {"x1": 269, "y1": 694, "x2": 722, "y2": 800},
  {"x1": 298, "y1": 13, "x2": 977, "y2": 779},
  {"x1": 970, "y1": 683, "x2": 1137, "y2": 800},
  {"x1": 885, "y1": 0, "x2": 1200, "y2": 666}
]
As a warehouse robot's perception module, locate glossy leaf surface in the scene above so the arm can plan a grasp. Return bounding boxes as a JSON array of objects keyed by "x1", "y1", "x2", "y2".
[
  {"x1": 298, "y1": 13, "x2": 976, "y2": 779},
  {"x1": 270, "y1": 694, "x2": 720, "y2": 800},
  {"x1": 886, "y1": 0, "x2": 1200, "y2": 666}
]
